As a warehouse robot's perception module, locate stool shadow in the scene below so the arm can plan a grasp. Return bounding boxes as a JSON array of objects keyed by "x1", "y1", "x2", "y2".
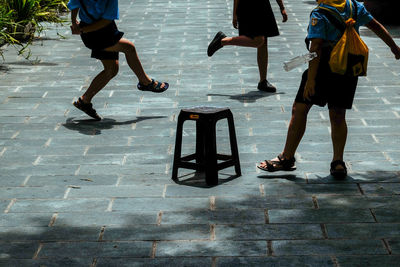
[
  {"x1": 208, "y1": 91, "x2": 284, "y2": 103},
  {"x1": 174, "y1": 172, "x2": 240, "y2": 188},
  {"x1": 63, "y1": 116, "x2": 166, "y2": 135}
]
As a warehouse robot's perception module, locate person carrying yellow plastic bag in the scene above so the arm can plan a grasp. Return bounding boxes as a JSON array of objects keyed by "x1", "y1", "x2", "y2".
[{"x1": 257, "y1": 0, "x2": 400, "y2": 179}]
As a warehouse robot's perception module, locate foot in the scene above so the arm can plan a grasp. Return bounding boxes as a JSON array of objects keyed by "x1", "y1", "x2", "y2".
[
  {"x1": 330, "y1": 160, "x2": 347, "y2": 179},
  {"x1": 258, "y1": 154, "x2": 296, "y2": 172},
  {"x1": 207, "y1": 31, "x2": 226, "y2": 57},
  {"x1": 137, "y1": 79, "x2": 169, "y2": 93},
  {"x1": 258, "y1": 80, "x2": 276, "y2": 92},
  {"x1": 73, "y1": 97, "x2": 101, "y2": 121}
]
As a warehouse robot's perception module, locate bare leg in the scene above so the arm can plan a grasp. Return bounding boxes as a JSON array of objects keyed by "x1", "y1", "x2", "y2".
[
  {"x1": 329, "y1": 108, "x2": 347, "y2": 170},
  {"x1": 81, "y1": 59, "x2": 119, "y2": 103},
  {"x1": 258, "y1": 102, "x2": 311, "y2": 169},
  {"x1": 105, "y1": 38, "x2": 154, "y2": 85},
  {"x1": 222, "y1": 35, "x2": 265, "y2": 48},
  {"x1": 257, "y1": 40, "x2": 268, "y2": 83},
  {"x1": 281, "y1": 102, "x2": 312, "y2": 159}
]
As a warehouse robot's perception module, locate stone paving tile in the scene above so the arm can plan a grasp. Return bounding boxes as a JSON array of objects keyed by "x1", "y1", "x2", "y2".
[
  {"x1": 0, "y1": 226, "x2": 100, "y2": 241},
  {"x1": 214, "y1": 196, "x2": 314, "y2": 210},
  {"x1": 325, "y1": 223, "x2": 400, "y2": 239},
  {"x1": 156, "y1": 241, "x2": 267, "y2": 257},
  {"x1": 0, "y1": 213, "x2": 53, "y2": 227},
  {"x1": 112, "y1": 197, "x2": 210, "y2": 212},
  {"x1": 268, "y1": 209, "x2": 375, "y2": 223},
  {"x1": 216, "y1": 256, "x2": 335, "y2": 267},
  {"x1": 9, "y1": 199, "x2": 110, "y2": 213},
  {"x1": 161, "y1": 209, "x2": 266, "y2": 225},
  {"x1": 360, "y1": 183, "x2": 400, "y2": 195},
  {"x1": 272, "y1": 239, "x2": 387, "y2": 256},
  {"x1": 103, "y1": 224, "x2": 210, "y2": 241},
  {"x1": 0, "y1": 242, "x2": 39, "y2": 259},
  {"x1": 54, "y1": 211, "x2": 158, "y2": 227},
  {"x1": 0, "y1": 186, "x2": 66, "y2": 199},
  {"x1": 66, "y1": 185, "x2": 165, "y2": 198},
  {"x1": 38, "y1": 241, "x2": 153, "y2": 258},
  {"x1": 316, "y1": 195, "x2": 400, "y2": 209},
  {"x1": 26, "y1": 174, "x2": 119, "y2": 186},
  {"x1": 215, "y1": 224, "x2": 323, "y2": 240},
  {"x1": 96, "y1": 257, "x2": 212, "y2": 267},
  {"x1": 336, "y1": 255, "x2": 400, "y2": 267},
  {"x1": 0, "y1": 258, "x2": 92, "y2": 267},
  {"x1": 371, "y1": 209, "x2": 400, "y2": 223}
]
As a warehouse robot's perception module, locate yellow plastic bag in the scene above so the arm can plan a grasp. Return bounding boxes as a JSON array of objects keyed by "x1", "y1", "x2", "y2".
[{"x1": 329, "y1": 18, "x2": 369, "y2": 76}]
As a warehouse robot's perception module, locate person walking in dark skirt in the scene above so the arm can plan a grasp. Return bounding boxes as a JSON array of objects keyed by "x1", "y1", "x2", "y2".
[
  {"x1": 67, "y1": 0, "x2": 168, "y2": 120},
  {"x1": 207, "y1": 0, "x2": 288, "y2": 92}
]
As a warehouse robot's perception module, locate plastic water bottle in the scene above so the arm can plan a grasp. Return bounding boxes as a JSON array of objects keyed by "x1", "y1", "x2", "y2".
[{"x1": 283, "y1": 52, "x2": 318, "y2": 72}]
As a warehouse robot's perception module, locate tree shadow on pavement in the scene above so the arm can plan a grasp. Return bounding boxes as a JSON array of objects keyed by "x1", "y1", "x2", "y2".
[
  {"x1": 207, "y1": 91, "x2": 284, "y2": 103},
  {"x1": 62, "y1": 116, "x2": 166, "y2": 135}
]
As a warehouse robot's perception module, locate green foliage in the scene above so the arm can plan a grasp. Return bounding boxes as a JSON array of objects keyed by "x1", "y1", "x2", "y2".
[{"x1": 0, "y1": 0, "x2": 68, "y2": 58}]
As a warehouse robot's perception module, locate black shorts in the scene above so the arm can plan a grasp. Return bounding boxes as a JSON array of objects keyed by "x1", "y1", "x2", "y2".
[
  {"x1": 80, "y1": 21, "x2": 124, "y2": 60},
  {"x1": 295, "y1": 47, "x2": 358, "y2": 109}
]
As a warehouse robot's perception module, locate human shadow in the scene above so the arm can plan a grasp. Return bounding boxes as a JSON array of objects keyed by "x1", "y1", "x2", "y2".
[
  {"x1": 208, "y1": 91, "x2": 283, "y2": 104},
  {"x1": 63, "y1": 116, "x2": 166, "y2": 135},
  {"x1": 257, "y1": 174, "x2": 306, "y2": 183},
  {"x1": 173, "y1": 171, "x2": 240, "y2": 188},
  {"x1": 0, "y1": 65, "x2": 10, "y2": 73}
]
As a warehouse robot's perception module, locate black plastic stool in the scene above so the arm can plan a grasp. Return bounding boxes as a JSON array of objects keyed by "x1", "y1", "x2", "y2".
[{"x1": 172, "y1": 106, "x2": 241, "y2": 185}]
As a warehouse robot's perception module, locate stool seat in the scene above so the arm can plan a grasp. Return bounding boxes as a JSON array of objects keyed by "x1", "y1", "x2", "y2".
[{"x1": 172, "y1": 106, "x2": 241, "y2": 185}]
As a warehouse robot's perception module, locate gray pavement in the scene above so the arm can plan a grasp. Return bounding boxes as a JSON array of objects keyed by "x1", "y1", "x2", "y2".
[{"x1": 0, "y1": 0, "x2": 400, "y2": 265}]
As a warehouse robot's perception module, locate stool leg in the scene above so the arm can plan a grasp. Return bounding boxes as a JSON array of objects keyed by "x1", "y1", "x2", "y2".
[
  {"x1": 227, "y1": 114, "x2": 241, "y2": 177},
  {"x1": 204, "y1": 121, "x2": 218, "y2": 185},
  {"x1": 172, "y1": 115, "x2": 184, "y2": 181},
  {"x1": 195, "y1": 120, "x2": 205, "y2": 171}
]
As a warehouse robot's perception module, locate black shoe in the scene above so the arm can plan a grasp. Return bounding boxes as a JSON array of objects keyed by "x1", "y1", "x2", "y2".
[
  {"x1": 73, "y1": 97, "x2": 101, "y2": 121},
  {"x1": 207, "y1": 31, "x2": 226, "y2": 57},
  {"x1": 330, "y1": 160, "x2": 347, "y2": 179},
  {"x1": 257, "y1": 80, "x2": 276, "y2": 92}
]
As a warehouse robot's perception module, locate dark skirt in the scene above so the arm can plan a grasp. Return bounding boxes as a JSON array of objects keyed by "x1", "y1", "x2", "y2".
[
  {"x1": 80, "y1": 21, "x2": 124, "y2": 60},
  {"x1": 237, "y1": 0, "x2": 279, "y2": 38}
]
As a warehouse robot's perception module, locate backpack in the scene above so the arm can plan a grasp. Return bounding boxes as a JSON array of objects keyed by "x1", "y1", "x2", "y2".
[{"x1": 310, "y1": 0, "x2": 369, "y2": 76}]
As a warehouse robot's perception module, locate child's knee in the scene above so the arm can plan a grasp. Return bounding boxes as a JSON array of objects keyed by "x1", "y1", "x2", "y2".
[
  {"x1": 105, "y1": 62, "x2": 119, "y2": 78},
  {"x1": 122, "y1": 41, "x2": 136, "y2": 54},
  {"x1": 329, "y1": 109, "x2": 346, "y2": 124},
  {"x1": 254, "y1": 36, "x2": 265, "y2": 48}
]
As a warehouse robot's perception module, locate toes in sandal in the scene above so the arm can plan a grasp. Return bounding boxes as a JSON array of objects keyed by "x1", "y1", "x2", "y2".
[
  {"x1": 257, "y1": 154, "x2": 296, "y2": 172},
  {"x1": 137, "y1": 79, "x2": 169, "y2": 93},
  {"x1": 73, "y1": 97, "x2": 101, "y2": 121},
  {"x1": 330, "y1": 160, "x2": 347, "y2": 179}
]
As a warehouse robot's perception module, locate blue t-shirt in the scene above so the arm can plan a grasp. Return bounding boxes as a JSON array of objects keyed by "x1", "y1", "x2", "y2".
[
  {"x1": 67, "y1": 0, "x2": 119, "y2": 24},
  {"x1": 307, "y1": 0, "x2": 373, "y2": 43}
]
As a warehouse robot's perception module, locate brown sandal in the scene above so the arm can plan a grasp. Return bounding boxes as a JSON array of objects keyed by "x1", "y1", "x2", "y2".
[{"x1": 258, "y1": 154, "x2": 296, "y2": 172}]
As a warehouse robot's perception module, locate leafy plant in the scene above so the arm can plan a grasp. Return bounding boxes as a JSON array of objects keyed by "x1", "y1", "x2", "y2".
[{"x1": 0, "y1": 0, "x2": 68, "y2": 58}]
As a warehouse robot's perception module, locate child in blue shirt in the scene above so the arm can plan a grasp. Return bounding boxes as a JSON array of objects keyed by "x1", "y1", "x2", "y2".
[
  {"x1": 258, "y1": 0, "x2": 400, "y2": 178},
  {"x1": 67, "y1": 0, "x2": 169, "y2": 120}
]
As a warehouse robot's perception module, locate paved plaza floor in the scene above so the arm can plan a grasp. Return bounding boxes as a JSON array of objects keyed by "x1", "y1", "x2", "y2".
[{"x1": 0, "y1": 0, "x2": 400, "y2": 266}]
